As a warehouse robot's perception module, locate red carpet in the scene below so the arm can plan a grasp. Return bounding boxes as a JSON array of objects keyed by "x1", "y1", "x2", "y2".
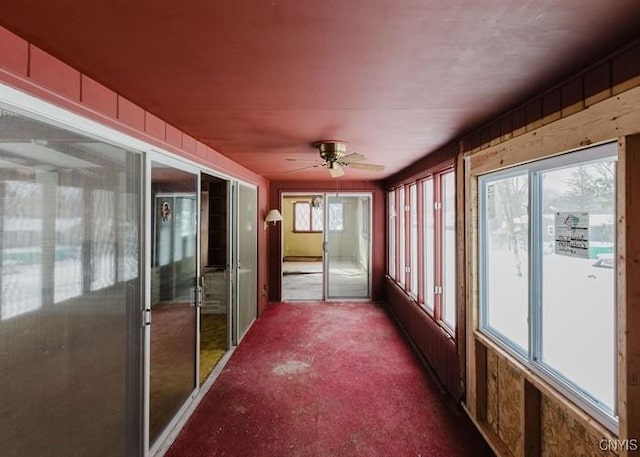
[{"x1": 167, "y1": 302, "x2": 494, "y2": 457}]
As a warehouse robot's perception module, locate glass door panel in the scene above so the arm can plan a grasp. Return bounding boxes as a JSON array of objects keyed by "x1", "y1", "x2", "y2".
[
  {"x1": 236, "y1": 183, "x2": 257, "y2": 340},
  {"x1": 0, "y1": 105, "x2": 142, "y2": 457},
  {"x1": 149, "y1": 160, "x2": 198, "y2": 447},
  {"x1": 325, "y1": 194, "x2": 371, "y2": 299}
]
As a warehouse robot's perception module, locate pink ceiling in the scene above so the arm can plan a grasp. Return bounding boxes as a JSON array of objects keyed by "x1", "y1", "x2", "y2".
[{"x1": 2, "y1": 1, "x2": 640, "y2": 181}]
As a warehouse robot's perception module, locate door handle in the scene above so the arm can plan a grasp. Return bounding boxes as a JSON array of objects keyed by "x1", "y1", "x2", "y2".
[{"x1": 322, "y1": 241, "x2": 328, "y2": 253}]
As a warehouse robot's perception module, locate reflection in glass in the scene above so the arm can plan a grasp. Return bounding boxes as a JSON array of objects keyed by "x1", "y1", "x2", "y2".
[
  {"x1": 149, "y1": 163, "x2": 198, "y2": 446},
  {"x1": 540, "y1": 159, "x2": 616, "y2": 412},
  {"x1": 0, "y1": 107, "x2": 142, "y2": 457},
  {"x1": 483, "y1": 173, "x2": 529, "y2": 352},
  {"x1": 54, "y1": 185, "x2": 83, "y2": 303},
  {"x1": 327, "y1": 195, "x2": 370, "y2": 299},
  {"x1": 2, "y1": 181, "x2": 43, "y2": 318}
]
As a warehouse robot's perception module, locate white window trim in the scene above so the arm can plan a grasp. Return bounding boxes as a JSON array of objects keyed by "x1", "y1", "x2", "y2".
[{"x1": 478, "y1": 141, "x2": 619, "y2": 433}]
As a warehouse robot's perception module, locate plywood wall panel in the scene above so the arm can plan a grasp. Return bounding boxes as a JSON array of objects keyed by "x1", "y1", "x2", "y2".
[
  {"x1": 498, "y1": 356, "x2": 524, "y2": 457},
  {"x1": 540, "y1": 395, "x2": 615, "y2": 457},
  {"x1": 486, "y1": 349, "x2": 499, "y2": 433}
]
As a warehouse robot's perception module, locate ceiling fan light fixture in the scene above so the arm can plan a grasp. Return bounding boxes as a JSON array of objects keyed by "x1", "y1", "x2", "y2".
[{"x1": 286, "y1": 140, "x2": 384, "y2": 178}]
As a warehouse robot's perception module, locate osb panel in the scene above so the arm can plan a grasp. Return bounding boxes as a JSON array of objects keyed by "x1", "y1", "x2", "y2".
[
  {"x1": 498, "y1": 356, "x2": 524, "y2": 457},
  {"x1": 540, "y1": 395, "x2": 617, "y2": 457},
  {"x1": 487, "y1": 349, "x2": 499, "y2": 432}
]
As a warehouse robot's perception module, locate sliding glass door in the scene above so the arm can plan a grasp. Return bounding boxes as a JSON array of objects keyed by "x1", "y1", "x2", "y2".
[
  {"x1": 148, "y1": 157, "x2": 199, "y2": 450},
  {"x1": 235, "y1": 183, "x2": 257, "y2": 341},
  {"x1": 0, "y1": 103, "x2": 143, "y2": 457},
  {"x1": 325, "y1": 194, "x2": 371, "y2": 299}
]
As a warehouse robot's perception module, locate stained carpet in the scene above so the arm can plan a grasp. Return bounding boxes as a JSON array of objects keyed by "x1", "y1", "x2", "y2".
[
  {"x1": 167, "y1": 302, "x2": 495, "y2": 457},
  {"x1": 199, "y1": 314, "x2": 227, "y2": 385}
]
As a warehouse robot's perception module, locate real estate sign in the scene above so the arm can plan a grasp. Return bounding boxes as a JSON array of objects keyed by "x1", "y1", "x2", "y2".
[{"x1": 555, "y1": 212, "x2": 589, "y2": 258}]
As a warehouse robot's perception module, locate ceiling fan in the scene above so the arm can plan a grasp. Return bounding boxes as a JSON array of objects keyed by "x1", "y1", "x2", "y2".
[{"x1": 286, "y1": 141, "x2": 385, "y2": 178}]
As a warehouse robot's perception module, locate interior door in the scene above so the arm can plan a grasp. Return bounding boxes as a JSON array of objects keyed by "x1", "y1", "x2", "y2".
[
  {"x1": 147, "y1": 158, "x2": 199, "y2": 450},
  {"x1": 235, "y1": 183, "x2": 257, "y2": 341},
  {"x1": 325, "y1": 194, "x2": 371, "y2": 299}
]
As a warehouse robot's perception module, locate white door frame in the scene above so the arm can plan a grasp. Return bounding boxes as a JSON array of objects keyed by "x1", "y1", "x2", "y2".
[
  {"x1": 145, "y1": 150, "x2": 201, "y2": 457},
  {"x1": 280, "y1": 191, "x2": 373, "y2": 301}
]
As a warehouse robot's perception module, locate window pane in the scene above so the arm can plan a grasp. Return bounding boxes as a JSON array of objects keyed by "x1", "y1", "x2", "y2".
[
  {"x1": 55, "y1": 186, "x2": 83, "y2": 303},
  {"x1": 423, "y1": 179, "x2": 434, "y2": 311},
  {"x1": 388, "y1": 191, "x2": 396, "y2": 278},
  {"x1": 442, "y1": 172, "x2": 456, "y2": 328},
  {"x1": 540, "y1": 158, "x2": 616, "y2": 412},
  {"x1": 91, "y1": 189, "x2": 116, "y2": 291},
  {"x1": 409, "y1": 184, "x2": 418, "y2": 296},
  {"x1": 328, "y1": 202, "x2": 343, "y2": 231},
  {"x1": 398, "y1": 187, "x2": 405, "y2": 286},
  {"x1": 483, "y1": 173, "x2": 529, "y2": 352},
  {"x1": 294, "y1": 202, "x2": 310, "y2": 231},
  {"x1": 0, "y1": 108, "x2": 142, "y2": 456},
  {"x1": 311, "y1": 205, "x2": 323, "y2": 231},
  {"x1": 3, "y1": 181, "x2": 43, "y2": 318}
]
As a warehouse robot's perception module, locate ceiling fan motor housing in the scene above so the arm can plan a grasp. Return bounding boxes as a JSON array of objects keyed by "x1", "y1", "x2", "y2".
[{"x1": 316, "y1": 140, "x2": 347, "y2": 162}]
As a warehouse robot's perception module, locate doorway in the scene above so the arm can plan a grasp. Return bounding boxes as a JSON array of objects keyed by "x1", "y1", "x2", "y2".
[
  {"x1": 199, "y1": 173, "x2": 230, "y2": 385},
  {"x1": 281, "y1": 192, "x2": 372, "y2": 300}
]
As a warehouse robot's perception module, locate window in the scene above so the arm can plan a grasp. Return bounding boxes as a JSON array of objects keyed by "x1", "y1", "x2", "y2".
[
  {"x1": 409, "y1": 184, "x2": 418, "y2": 297},
  {"x1": 398, "y1": 187, "x2": 405, "y2": 286},
  {"x1": 423, "y1": 179, "x2": 435, "y2": 312},
  {"x1": 441, "y1": 172, "x2": 456, "y2": 329},
  {"x1": 387, "y1": 169, "x2": 456, "y2": 335},
  {"x1": 481, "y1": 171, "x2": 529, "y2": 352},
  {"x1": 479, "y1": 143, "x2": 617, "y2": 428},
  {"x1": 294, "y1": 201, "x2": 322, "y2": 232},
  {"x1": 388, "y1": 190, "x2": 396, "y2": 278}
]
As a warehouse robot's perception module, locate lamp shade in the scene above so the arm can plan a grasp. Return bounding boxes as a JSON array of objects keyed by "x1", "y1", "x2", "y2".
[{"x1": 265, "y1": 209, "x2": 283, "y2": 223}]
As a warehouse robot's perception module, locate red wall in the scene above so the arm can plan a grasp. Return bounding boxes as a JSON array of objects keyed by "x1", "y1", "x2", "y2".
[
  {"x1": 384, "y1": 279, "x2": 459, "y2": 398},
  {"x1": 0, "y1": 26, "x2": 271, "y2": 315},
  {"x1": 268, "y1": 180, "x2": 385, "y2": 302}
]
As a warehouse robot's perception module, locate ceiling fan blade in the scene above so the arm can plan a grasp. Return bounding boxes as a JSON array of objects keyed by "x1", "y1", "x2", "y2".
[
  {"x1": 345, "y1": 162, "x2": 385, "y2": 172},
  {"x1": 328, "y1": 163, "x2": 345, "y2": 178},
  {"x1": 285, "y1": 158, "x2": 321, "y2": 163},
  {"x1": 285, "y1": 164, "x2": 322, "y2": 174},
  {"x1": 340, "y1": 153, "x2": 366, "y2": 164}
]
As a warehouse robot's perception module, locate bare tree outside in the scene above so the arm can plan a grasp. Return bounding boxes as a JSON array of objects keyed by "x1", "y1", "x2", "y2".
[{"x1": 490, "y1": 175, "x2": 528, "y2": 277}]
